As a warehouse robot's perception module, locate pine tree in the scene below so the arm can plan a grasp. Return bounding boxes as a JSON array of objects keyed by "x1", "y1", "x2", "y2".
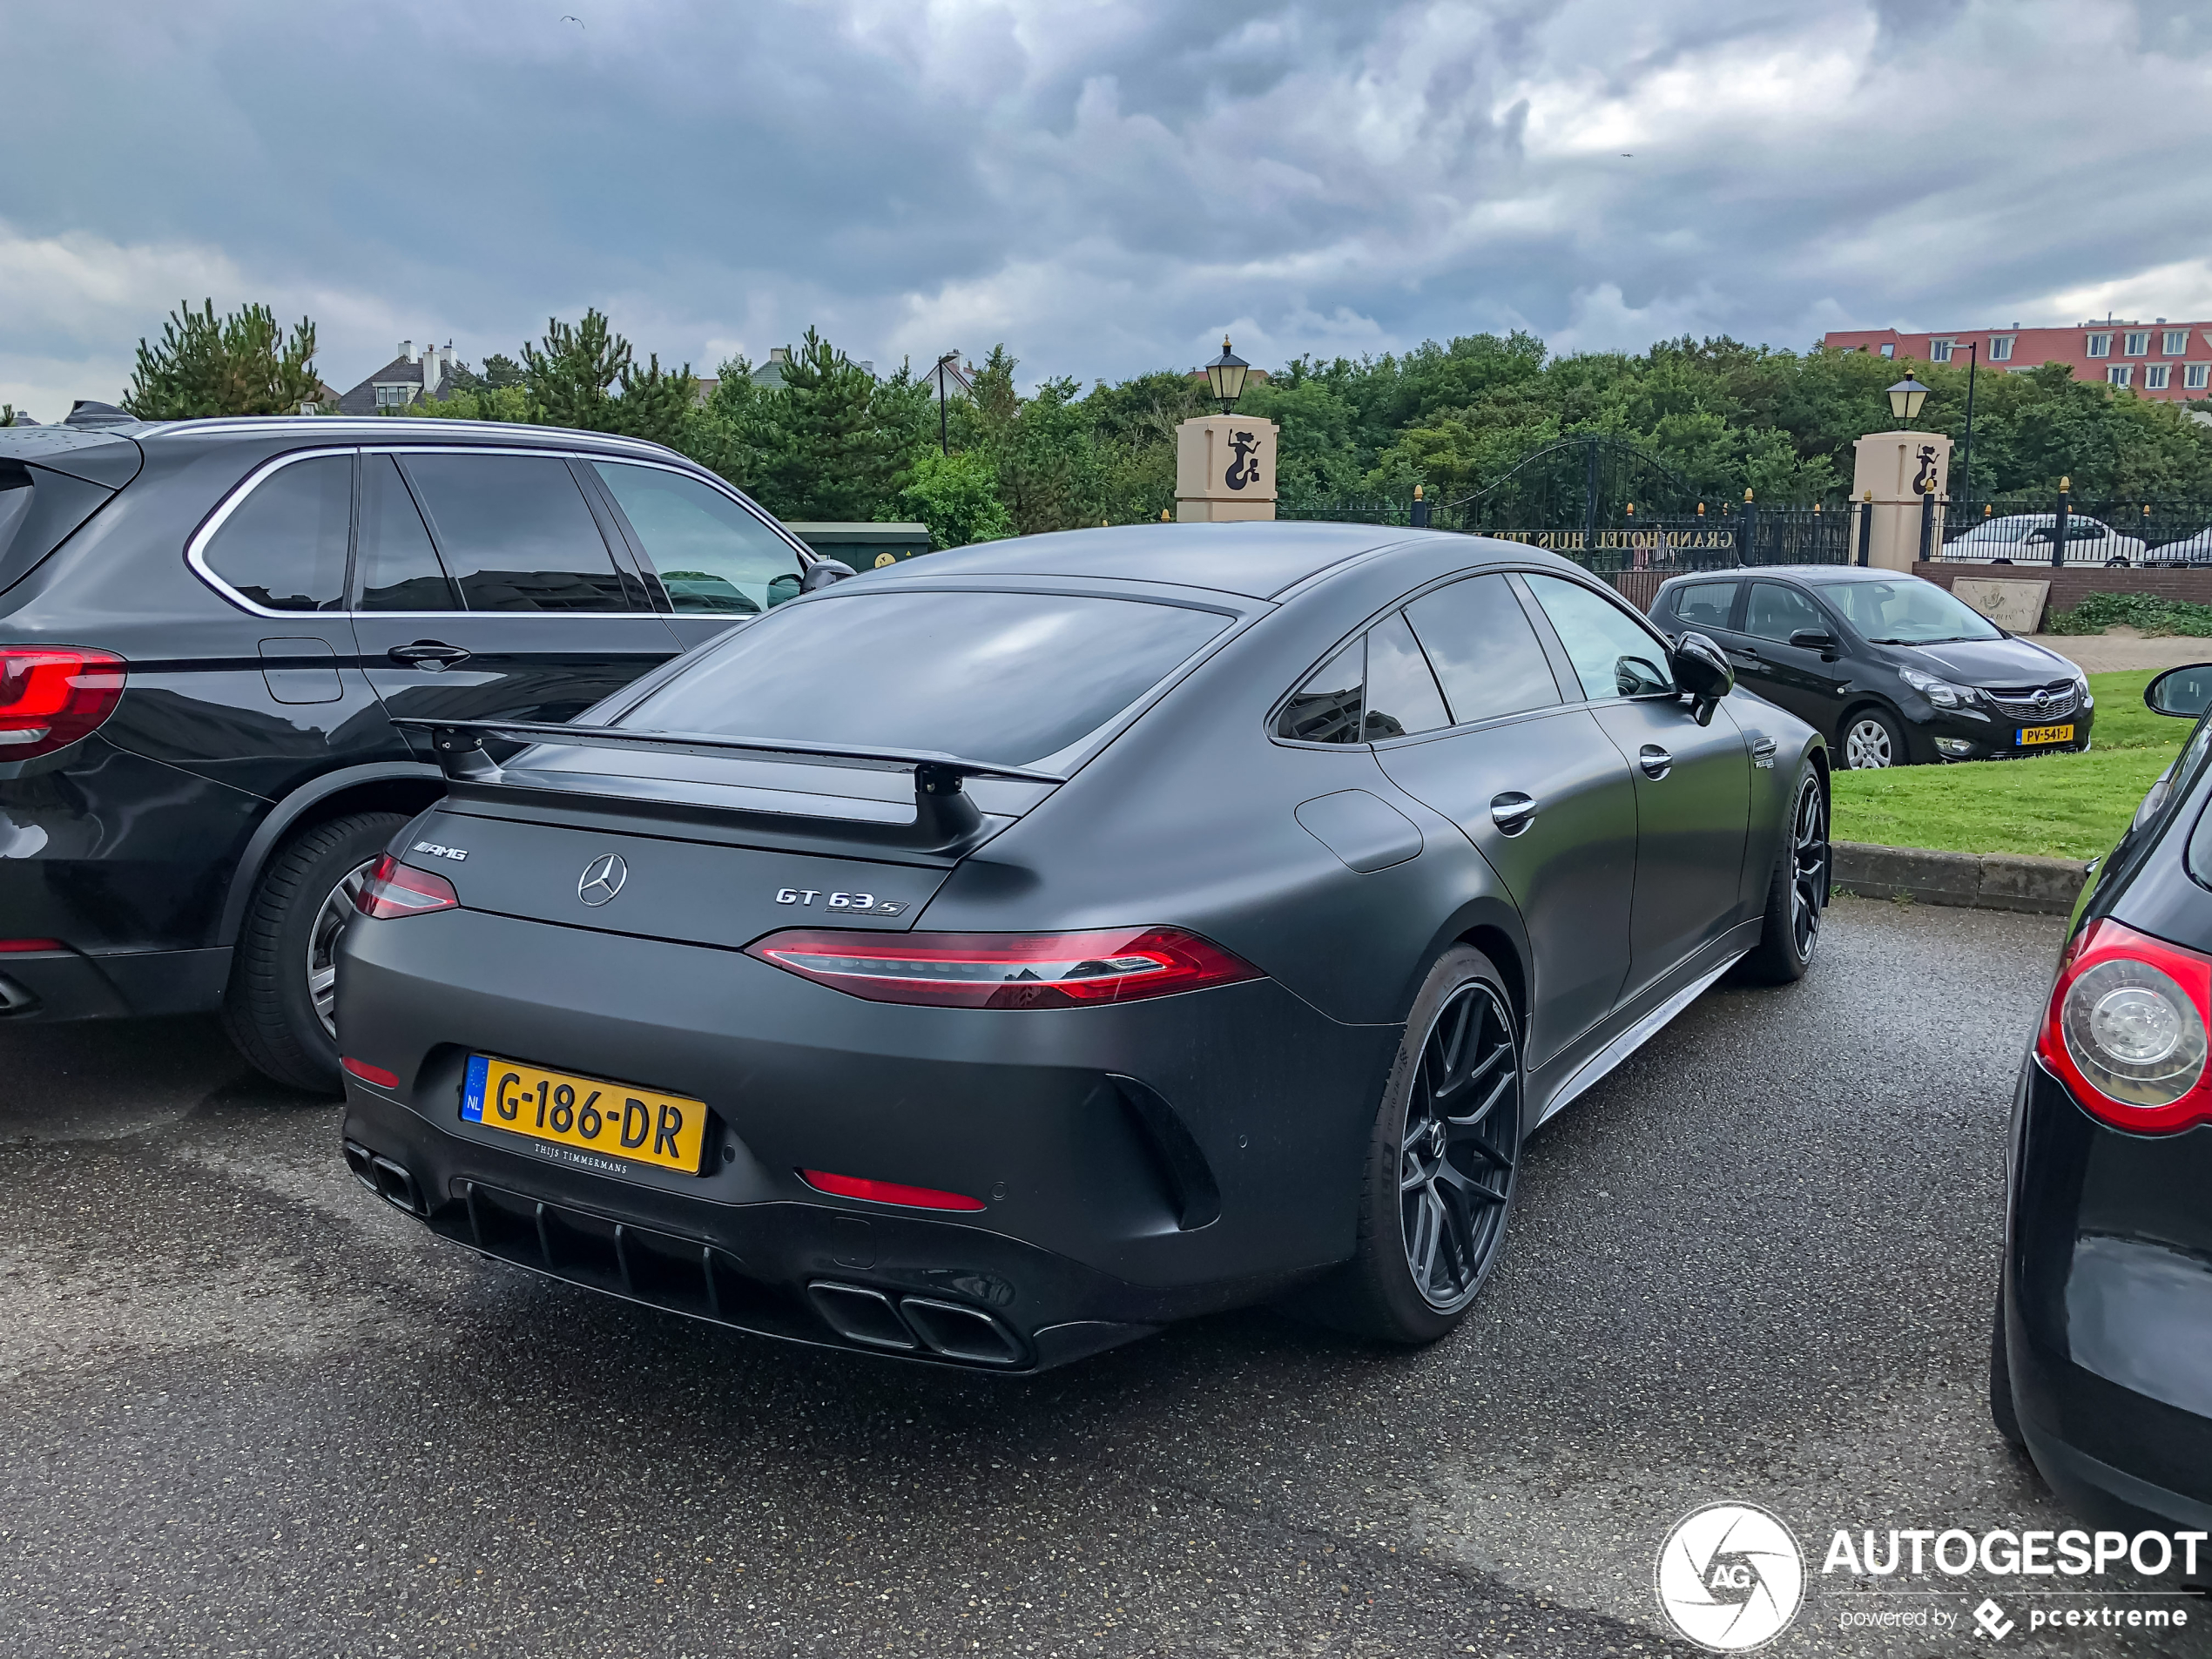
[
  {"x1": 522, "y1": 309, "x2": 629, "y2": 431},
  {"x1": 610, "y1": 352, "x2": 698, "y2": 450},
  {"x1": 751, "y1": 328, "x2": 903, "y2": 520},
  {"x1": 124, "y1": 300, "x2": 323, "y2": 418}
]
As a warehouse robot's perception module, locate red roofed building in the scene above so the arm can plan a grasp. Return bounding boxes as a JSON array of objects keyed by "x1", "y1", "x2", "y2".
[{"x1": 1819, "y1": 320, "x2": 2212, "y2": 401}]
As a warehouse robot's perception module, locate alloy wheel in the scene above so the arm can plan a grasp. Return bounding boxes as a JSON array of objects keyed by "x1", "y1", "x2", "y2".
[
  {"x1": 1399, "y1": 981, "x2": 1521, "y2": 1312},
  {"x1": 307, "y1": 857, "x2": 378, "y2": 1038},
  {"x1": 1844, "y1": 718, "x2": 1893, "y2": 769},
  {"x1": 1790, "y1": 779, "x2": 1828, "y2": 963}
]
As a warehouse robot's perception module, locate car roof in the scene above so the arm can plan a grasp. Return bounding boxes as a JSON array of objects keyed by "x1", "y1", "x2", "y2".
[
  {"x1": 120, "y1": 415, "x2": 690, "y2": 466},
  {"x1": 1660, "y1": 565, "x2": 1928, "y2": 588},
  {"x1": 873, "y1": 521, "x2": 1424, "y2": 599}
]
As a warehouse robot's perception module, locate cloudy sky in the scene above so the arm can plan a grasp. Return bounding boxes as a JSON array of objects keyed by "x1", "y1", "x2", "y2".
[{"x1": 3, "y1": 0, "x2": 2209, "y2": 416}]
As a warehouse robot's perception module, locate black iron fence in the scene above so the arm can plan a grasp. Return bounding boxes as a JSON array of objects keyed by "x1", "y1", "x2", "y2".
[{"x1": 1933, "y1": 489, "x2": 2212, "y2": 567}]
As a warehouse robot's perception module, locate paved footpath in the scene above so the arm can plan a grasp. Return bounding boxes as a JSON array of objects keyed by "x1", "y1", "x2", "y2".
[
  {"x1": 0, "y1": 902, "x2": 2197, "y2": 1656},
  {"x1": 2027, "y1": 631, "x2": 2211, "y2": 675}
]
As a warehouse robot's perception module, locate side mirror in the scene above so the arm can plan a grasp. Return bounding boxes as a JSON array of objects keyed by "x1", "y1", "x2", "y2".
[
  {"x1": 2145, "y1": 663, "x2": 2212, "y2": 719},
  {"x1": 1787, "y1": 628, "x2": 1838, "y2": 657},
  {"x1": 799, "y1": 557, "x2": 858, "y2": 594},
  {"x1": 1669, "y1": 631, "x2": 1734, "y2": 726}
]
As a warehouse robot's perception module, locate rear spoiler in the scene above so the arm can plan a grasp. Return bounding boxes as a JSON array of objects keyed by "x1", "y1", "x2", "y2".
[{"x1": 392, "y1": 718, "x2": 1066, "y2": 852}]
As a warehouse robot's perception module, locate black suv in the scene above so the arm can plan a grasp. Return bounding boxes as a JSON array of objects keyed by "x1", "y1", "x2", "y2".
[
  {"x1": 1649, "y1": 565, "x2": 2093, "y2": 769},
  {"x1": 1, "y1": 409, "x2": 819, "y2": 1089}
]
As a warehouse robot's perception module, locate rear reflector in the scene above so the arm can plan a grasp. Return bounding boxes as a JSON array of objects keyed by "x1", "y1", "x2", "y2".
[
  {"x1": 0, "y1": 938, "x2": 62, "y2": 953},
  {"x1": 353, "y1": 854, "x2": 460, "y2": 919},
  {"x1": 745, "y1": 926, "x2": 1262, "y2": 1008},
  {"x1": 799, "y1": 1169, "x2": 988, "y2": 1212},
  {"x1": 0, "y1": 647, "x2": 125, "y2": 759},
  {"x1": 341, "y1": 1055, "x2": 400, "y2": 1089}
]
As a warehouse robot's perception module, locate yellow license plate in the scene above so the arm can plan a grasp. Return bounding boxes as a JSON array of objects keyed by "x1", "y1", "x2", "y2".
[
  {"x1": 2018, "y1": 724, "x2": 2074, "y2": 746},
  {"x1": 460, "y1": 1054, "x2": 710, "y2": 1175}
]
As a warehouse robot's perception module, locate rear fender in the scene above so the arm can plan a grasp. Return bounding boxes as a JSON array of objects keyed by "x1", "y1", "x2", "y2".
[{"x1": 212, "y1": 761, "x2": 445, "y2": 948}]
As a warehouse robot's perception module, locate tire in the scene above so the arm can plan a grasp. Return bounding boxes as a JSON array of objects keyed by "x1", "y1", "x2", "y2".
[
  {"x1": 220, "y1": 812, "x2": 408, "y2": 1094},
  {"x1": 1737, "y1": 768, "x2": 1828, "y2": 986},
  {"x1": 1841, "y1": 706, "x2": 1905, "y2": 770},
  {"x1": 1991, "y1": 1291, "x2": 2027, "y2": 1453},
  {"x1": 1298, "y1": 946, "x2": 1523, "y2": 1345}
]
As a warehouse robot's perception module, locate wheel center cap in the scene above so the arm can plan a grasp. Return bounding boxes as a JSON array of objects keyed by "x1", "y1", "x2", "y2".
[{"x1": 1426, "y1": 1119, "x2": 1448, "y2": 1158}]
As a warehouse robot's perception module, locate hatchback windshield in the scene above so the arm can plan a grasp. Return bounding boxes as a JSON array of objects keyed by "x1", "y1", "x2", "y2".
[
  {"x1": 617, "y1": 589, "x2": 1233, "y2": 766},
  {"x1": 1811, "y1": 577, "x2": 2000, "y2": 645}
]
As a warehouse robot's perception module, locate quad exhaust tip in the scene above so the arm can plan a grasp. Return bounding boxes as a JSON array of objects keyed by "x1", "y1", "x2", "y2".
[
  {"x1": 343, "y1": 1138, "x2": 426, "y2": 1216},
  {"x1": 806, "y1": 1280, "x2": 1022, "y2": 1366}
]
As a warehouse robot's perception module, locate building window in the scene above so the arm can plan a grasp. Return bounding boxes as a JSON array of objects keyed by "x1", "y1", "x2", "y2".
[
  {"x1": 2147, "y1": 364, "x2": 2171, "y2": 390},
  {"x1": 2188, "y1": 364, "x2": 2210, "y2": 390},
  {"x1": 2125, "y1": 332, "x2": 2148, "y2": 356},
  {"x1": 373, "y1": 383, "x2": 415, "y2": 409},
  {"x1": 1929, "y1": 338, "x2": 1954, "y2": 363},
  {"x1": 1988, "y1": 335, "x2": 2014, "y2": 361},
  {"x1": 2109, "y1": 364, "x2": 2133, "y2": 388},
  {"x1": 2166, "y1": 329, "x2": 2189, "y2": 355},
  {"x1": 1878, "y1": 341, "x2": 1895, "y2": 359},
  {"x1": 2087, "y1": 334, "x2": 2110, "y2": 357}
]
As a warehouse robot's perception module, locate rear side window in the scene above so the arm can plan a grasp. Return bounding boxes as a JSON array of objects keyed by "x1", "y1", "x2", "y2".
[
  {"x1": 1523, "y1": 573, "x2": 1673, "y2": 700},
  {"x1": 1745, "y1": 582, "x2": 1826, "y2": 643},
  {"x1": 1362, "y1": 614, "x2": 1450, "y2": 738},
  {"x1": 1278, "y1": 639, "x2": 1364, "y2": 744},
  {"x1": 623, "y1": 590, "x2": 1231, "y2": 767},
  {"x1": 591, "y1": 462, "x2": 802, "y2": 615},
  {"x1": 201, "y1": 454, "x2": 350, "y2": 612},
  {"x1": 1670, "y1": 580, "x2": 1737, "y2": 631},
  {"x1": 355, "y1": 454, "x2": 459, "y2": 611},
  {"x1": 1404, "y1": 573, "x2": 1561, "y2": 726},
  {"x1": 401, "y1": 453, "x2": 631, "y2": 612}
]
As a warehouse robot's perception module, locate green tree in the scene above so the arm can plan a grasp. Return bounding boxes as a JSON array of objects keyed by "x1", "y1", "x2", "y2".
[
  {"x1": 745, "y1": 328, "x2": 907, "y2": 521},
  {"x1": 895, "y1": 448, "x2": 1013, "y2": 547},
  {"x1": 521, "y1": 308, "x2": 629, "y2": 430},
  {"x1": 609, "y1": 352, "x2": 698, "y2": 450},
  {"x1": 124, "y1": 299, "x2": 324, "y2": 418},
  {"x1": 958, "y1": 347, "x2": 1096, "y2": 534}
]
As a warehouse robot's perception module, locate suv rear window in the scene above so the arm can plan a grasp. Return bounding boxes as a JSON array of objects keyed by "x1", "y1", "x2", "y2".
[
  {"x1": 620, "y1": 589, "x2": 1231, "y2": 766},
  {"x1": 0, "y1": 462, "x2": 118, "y2": 597}
]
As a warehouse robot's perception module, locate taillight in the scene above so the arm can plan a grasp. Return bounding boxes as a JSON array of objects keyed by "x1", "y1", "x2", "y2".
[
  {"x1": 353, "y1": 854, "x2": 460, "y2": 919},
  {"x1": 2037, "y1": 918, "x2": 2212, "y2": 1134},
  {"x1": 0, "y1": 938, "x2": 62, "y2": 953},
  {"x1": 745, "y1": 926, "x2": 1263, "y2": 1008},
  {"x1": 0, "y1": 648, "x2": 125, "y2": 759},
  {"x1": 799, "y1": 1169, "x2": 987, "y2": 1211},
  {"x1": 341, "y1": 1055, "x2": 400, "y2": 1089}
]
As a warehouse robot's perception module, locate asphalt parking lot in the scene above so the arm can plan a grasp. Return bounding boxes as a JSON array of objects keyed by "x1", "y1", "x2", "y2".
[{"x1": 0, "y1": 899, "x2": 2197, "y2": 1657}]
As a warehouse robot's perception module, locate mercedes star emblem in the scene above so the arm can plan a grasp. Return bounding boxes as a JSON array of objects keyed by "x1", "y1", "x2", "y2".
[{"x1": 577, "y1": 853, "x2": 628, "y2": 907}]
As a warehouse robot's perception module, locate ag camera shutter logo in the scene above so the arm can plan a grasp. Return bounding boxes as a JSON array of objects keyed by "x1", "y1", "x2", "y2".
[{"x1": 1656, "y1": 1501, "x2": 1806, "y2": 1651}]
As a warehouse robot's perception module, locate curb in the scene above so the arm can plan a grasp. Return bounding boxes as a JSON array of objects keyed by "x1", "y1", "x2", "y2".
[{"x1": 1831, "y1": 840, "x2": 2087, "y2": 916}]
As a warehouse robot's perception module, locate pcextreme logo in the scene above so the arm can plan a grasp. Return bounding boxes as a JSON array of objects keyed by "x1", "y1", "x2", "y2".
[{"x1": 1656, "y1": 1501, "x2": 1806, "y2": 1651}]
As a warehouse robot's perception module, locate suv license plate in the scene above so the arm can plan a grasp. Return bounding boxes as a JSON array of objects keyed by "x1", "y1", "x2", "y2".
[
  {"x1": 461, "y1": 1055, "x2": 710, "y2": 1175},
  {"x1": 2018, "y1": 724, "x2": 2074, "y2": 745}
]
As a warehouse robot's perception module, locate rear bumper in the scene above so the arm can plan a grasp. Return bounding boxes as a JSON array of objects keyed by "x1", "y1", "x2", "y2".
[
  {"x1": 2005, "y1": 1056, "x2": 2212, "y2": 1527},
  {"x1": 336, "y1": 906, "x2": 1399, "y2": 1371}
]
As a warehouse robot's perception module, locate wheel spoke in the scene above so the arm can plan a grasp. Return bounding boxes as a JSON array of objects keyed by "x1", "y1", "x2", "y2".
[
  {"x1": 1445, "y1": 1067, "x2": 1513, "y2": 1136},
  {"x1": 1398, "y1": 980, "x2": 1522, "y2": 1311},
  {"x1": 1435, "y1": 1159, "x2": 1507, "y2": 1207}
]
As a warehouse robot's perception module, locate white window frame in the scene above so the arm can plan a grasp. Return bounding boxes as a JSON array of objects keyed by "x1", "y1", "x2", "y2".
[
  {"x1": 2087, "y1": 334, "x2": 2111, "y2": 358},
  {"x1": 372, "y1": 383, "x2": 415, "y2": 408},
  {"x1": 2187, "y1": 364, "x2": 2210, "y2": 390},
  {"x1": 2125, "y1": 332, "x2": 2149, "y2": 356},
  {"x1": 1878, "y1": 342, "x2": 1896, "y2": 359},
  {"x1": 2109, "y1": 364, "x2": 2134, "y2": 388},
  {"x1": 1988, "y1": 335, "x2": 2014, "y2": 361},
  {"x1": 2166, "y1": 330, "x2": 2189, "y2": 356},
  {"x1": 2147, "y1": 364, "x2": 2171, "y2": 390},
  {"x1": 1928, "y1": 338, "x2": 1954, "y2": 363}
]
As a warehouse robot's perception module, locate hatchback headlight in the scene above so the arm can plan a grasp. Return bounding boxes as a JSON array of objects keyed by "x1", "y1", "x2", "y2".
[{"x1": 1898, "y1": 665, "x2": 1977, "y2": 710}]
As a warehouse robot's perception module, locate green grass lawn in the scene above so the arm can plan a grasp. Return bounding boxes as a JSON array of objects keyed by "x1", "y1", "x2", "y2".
[{"x1": 1830, "y1": 671, "x2": 2190, "y2": 860}]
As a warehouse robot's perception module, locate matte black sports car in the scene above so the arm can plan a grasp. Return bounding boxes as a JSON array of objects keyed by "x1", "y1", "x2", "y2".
[
  {"x1": 336, "y1": 524, "x2": 1831, "y2": 1370},
  {"x1": 1993, "y1": 661, "x2": 2212, "y2": 1527}
]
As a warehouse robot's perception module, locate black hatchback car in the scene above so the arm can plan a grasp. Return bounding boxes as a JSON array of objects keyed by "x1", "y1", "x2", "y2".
[
  {"x1": 1649, "y1": 566, "x2": 2093, "y2": 770},
  {"x1": 0, "y1": 408, "x2": 819, "y2": 1090},
  {"x1": 1993, "y1": 661, "x2": 2212, "y2": 1530}
]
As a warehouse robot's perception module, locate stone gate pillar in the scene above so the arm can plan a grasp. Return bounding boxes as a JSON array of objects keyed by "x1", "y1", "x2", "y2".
[
  {"x1": 1852, "y1": 431, "x2": 1954, "y2": 570},
  {"x1": 1176, "y1": 416, "x2": 1278, "y2": 523}
]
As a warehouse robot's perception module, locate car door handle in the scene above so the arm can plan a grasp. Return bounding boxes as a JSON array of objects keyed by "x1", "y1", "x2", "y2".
[
  {"x1": 388, "y1": 640, "x2": 471, "y2": 669},
  {"x1": 1489, "y1": 792, "x2": 1538, "y2": 835},
  {"x1": 1639, "y1": 744, "x2": 1673, "y2": 780}
]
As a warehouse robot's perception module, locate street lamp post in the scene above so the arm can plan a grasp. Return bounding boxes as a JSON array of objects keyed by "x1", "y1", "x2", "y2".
[
  {"x1": 1204, "y1": 337, "x2": 1250, "y2": 415},
  {"x1": 1886, "y1": 374, "x2": 1932, "y2": 430},
  {"x1": 1958, "y1": 342, "x2": 1978, "y2": 505}
]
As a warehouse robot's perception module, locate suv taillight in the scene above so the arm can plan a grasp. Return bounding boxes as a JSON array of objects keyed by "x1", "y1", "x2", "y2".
[
  {"x1": 0, "y1": 648, "x2": 125, "y2": 759},
  {"x1": 2037, "y1": 918, "x2": 2212, "y2": 1134},
  {"x1": 745, "y1": 926, "x2": 1263, "y2": 1008},
  {"x1": 352, "y1": 854, "x2": 461, "y2": 919}
]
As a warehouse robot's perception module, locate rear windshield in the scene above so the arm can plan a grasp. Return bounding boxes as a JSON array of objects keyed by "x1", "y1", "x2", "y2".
[
  {"x1": 0, "y1": 462, "x2": 117, "y2": 596},
  {"x1": 617, "y1": 589, "x2": 1233, "y2": 766}
]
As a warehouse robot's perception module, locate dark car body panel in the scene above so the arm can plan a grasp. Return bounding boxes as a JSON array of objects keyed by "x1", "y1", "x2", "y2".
[
  {"x1": 1650, "y1": 566, "x2": 2092, "y2": 765},
  {"x1": 2000, "y1": 685, "x2": 2212, "y2": 1527},
  {"x1": 0, "y1": 416, "x2": 811, "y2": 1025},
  {"x1": 335, "y1": 529, "x2": 1825, "y2": 1370}
]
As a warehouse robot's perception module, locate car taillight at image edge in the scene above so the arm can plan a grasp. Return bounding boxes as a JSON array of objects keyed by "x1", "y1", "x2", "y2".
[
  {"x1": 0, "y1": 648, "x2": 125, "y2": 759},
  {"x1": 353, "y1": 854, "x2": 461, "y2": 920},
  {"x1": 2036, "y1": 918, "x2": 2212, "y2": 1133},
  {"x1": 745, "y1": 926, "x2": 1263, "y2": 1008}
]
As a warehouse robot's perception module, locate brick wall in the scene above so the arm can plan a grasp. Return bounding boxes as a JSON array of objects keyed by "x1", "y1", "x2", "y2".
[{"x1": 1912, "y1": 560, "x2": 2212, "y2": 625}]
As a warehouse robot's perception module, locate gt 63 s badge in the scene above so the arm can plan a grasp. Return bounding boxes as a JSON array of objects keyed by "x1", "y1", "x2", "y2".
[{"x1": 774, "y1": 888, "x2": 905, "y2": 916}]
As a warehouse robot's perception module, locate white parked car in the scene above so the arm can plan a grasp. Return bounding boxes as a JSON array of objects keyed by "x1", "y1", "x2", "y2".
[{"x1": 1944, "y1": 512, "x2": 2147, "y2": 566}]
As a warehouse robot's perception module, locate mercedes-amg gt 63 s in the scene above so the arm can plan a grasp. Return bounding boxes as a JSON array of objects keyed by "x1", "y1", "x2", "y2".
[{"x1": 336, "y1": 524, "x2": 1831, "y2": 1371}]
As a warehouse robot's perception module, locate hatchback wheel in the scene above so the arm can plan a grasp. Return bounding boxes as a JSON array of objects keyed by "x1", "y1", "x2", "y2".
[
  {"x1": 1299, "y1": 946, "x2": 1522, "y2": 1344},
  {"x1": 1843, "y1": 708, "x2": 1904, "y2": 770},
  {"x1": 221, "y1": 812, "x2": 408, "y2": 1094}
]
